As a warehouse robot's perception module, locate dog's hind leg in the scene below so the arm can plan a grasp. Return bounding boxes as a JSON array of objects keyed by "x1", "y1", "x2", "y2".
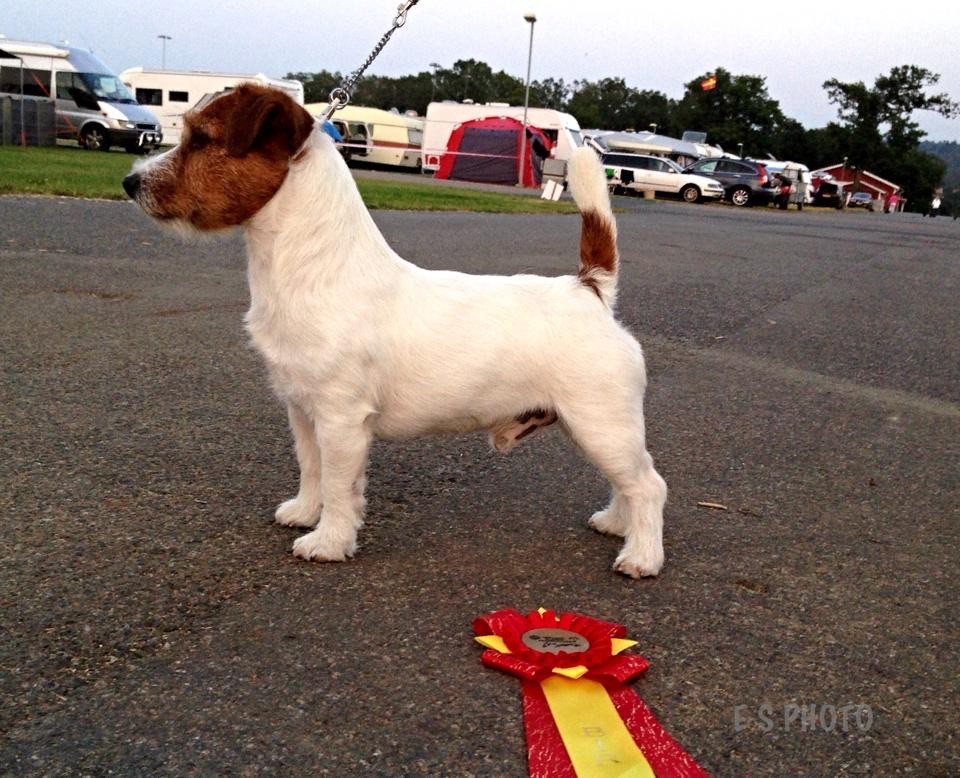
[
  {"x1": 292, "y1": 419, "x2": 371, "y2": 562},
  {"x1": 559, "y1": 399, "x2": 666, "y2": 578},
  {"x1": 275, "y1": 403, "x2": 324, "y2": 528}
]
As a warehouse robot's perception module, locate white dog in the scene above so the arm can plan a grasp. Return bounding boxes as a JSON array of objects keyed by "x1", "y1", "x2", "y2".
[{"x1": 124, "y1": 84, "x2": 667, "y2": 577}]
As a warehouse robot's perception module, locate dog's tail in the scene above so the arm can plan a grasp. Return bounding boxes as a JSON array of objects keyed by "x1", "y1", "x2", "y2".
[{"x1": 566, "y1": 147, "x2": 618, "y2": 308}]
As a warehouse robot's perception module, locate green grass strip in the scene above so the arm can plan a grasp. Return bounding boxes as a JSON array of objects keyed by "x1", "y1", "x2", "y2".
[{"x1": 0, "y1": 145, "x2": 575, "y2": 214}]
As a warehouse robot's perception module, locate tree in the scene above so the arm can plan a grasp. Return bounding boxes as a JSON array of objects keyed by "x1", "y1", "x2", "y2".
[
  {"x1": 529, "y1": 77, "x2": 570, "y2": 110},
  {"x1": 626, "y1": 89, "x2": 678, "y2": 136},
  {"x1": 429, "y1": 59, "x2": 524, "y2": 105},
  {"x1": 567, "y1": 78, "x2": 630, "y2": 129},
  {"x1": 922, "y1": 141, "x2": 960, "y2": 216},
  {"x1": 771, "y1": 117, "x2": 816, "y2": 165},
  {"x1": 801, "y1": 124, "x2": 853, "y2": 170},
  {"x1": 895, "y1": 149, "x2": 947, "y2": 211},
  {"x1": 673, "y1": 68, "x2": 789, "y2": 156},
  {"x1": 921, "y1": 140, "x2": 960, "y2": 188},
  {"x1": 565, "y1": 78, "x2": 675, "y2": 132},
  {"x1": 823, "y1": 66, "x2": 959, "y2": 209},
  {"x1": 287, "y1": 70, "x2": 342, "y2": 104},
  {"x1": 824, "y1": 66, "x2": 959, "y2": 160},
  {"x1": 387, "y1": 71, "x2": 438, "y2": 114}
]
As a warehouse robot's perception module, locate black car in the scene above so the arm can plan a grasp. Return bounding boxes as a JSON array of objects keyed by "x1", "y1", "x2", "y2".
[
  {"x1": 682, "y1": 158, "x2": 775, "y2": 206},
  {"x1": 811, "y1": 179, "x2": 845, "y2": 209},
  {"x1": 847, "y1": 192, "x2": 875, "y2": 210}
]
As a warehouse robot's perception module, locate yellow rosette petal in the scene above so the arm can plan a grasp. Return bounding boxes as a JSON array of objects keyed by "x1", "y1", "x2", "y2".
[{"x1": 475, "y1": 635, "x2": 511, "y2": 653}]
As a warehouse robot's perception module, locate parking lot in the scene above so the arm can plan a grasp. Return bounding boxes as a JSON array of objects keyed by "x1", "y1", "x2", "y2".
[{"x1": 2, "y1": 192, "x2": 958, "y2": 776}]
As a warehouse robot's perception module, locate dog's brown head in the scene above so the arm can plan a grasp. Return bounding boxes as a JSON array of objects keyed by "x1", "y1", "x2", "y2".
[{"x1": 123, "y1": 84, "x2": 315, "y2": 230}]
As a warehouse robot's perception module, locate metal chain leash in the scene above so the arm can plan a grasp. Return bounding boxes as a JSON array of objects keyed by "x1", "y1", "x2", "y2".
[{"x1": 322, "y1": 0, "x2": 421, "y2": 120}]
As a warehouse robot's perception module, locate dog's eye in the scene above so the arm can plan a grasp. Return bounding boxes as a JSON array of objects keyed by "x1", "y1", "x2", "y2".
[{"x1": 188, "y1": 132, "x2": 209, "y2": 150}]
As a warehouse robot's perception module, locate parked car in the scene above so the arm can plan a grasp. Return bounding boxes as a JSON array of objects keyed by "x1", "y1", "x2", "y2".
[
  {"x1": 811, "y1": 175, "x2": 845, "y2": 209},
  {"x1": 847, "y1": 192, "x2": 875, "y2": 210},
  {"x1": 682, "y1": 158, "x2": 775, "y2": 206},
  {"x1": 599, "y1": 152, "x2": 724, "y2": 203}
]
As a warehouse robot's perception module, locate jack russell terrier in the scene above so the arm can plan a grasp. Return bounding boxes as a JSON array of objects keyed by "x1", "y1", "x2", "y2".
[{"x1": 123, "y1": 84, "x2": 667, "y2": 577}]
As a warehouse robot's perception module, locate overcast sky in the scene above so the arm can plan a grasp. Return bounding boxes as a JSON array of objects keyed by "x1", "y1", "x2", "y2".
[{"x1": 5, "y1": 0, "x2": 960, "y2": 141}]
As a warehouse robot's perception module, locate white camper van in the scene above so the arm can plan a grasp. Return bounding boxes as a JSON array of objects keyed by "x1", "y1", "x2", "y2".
[
  {"x1": 304, "y1": 103, "x2": 423, "y2": 169},
  {"x1": 422, "y1": 101, "x2": 582, "y2": 175},
  {"x1": 119, "y1": 68, "x2": 304, "y2": 145},
  {"x1": 0, "y1": 39, "x2": 162, "y2": 151}
]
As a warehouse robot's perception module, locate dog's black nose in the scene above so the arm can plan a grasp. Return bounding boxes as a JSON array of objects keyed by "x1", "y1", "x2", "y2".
[{"x1": 122, "y1": 172, "x2": 141, "y2": 199}]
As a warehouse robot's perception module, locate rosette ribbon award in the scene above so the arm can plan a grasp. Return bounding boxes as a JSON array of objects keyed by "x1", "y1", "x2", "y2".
[{"x1": 473, "y1": 608, "x2": 708, "y2": 777}]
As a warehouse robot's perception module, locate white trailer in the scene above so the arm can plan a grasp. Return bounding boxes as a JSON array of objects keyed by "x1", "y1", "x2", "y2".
[
  {"x1": 421, "y1": 101, "x2": 582, "y2": 174},
  {"x1": 757, "y1": 159, "x2": 814, "y2": 205},
  {"x1": 119, "y1": 68, "x2": 304, "y2": 145},
  {"x1": 304, "y1": 103, "x2": 423, "y2": 169}
]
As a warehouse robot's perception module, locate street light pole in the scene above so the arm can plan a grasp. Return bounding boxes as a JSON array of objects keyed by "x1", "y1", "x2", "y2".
[
  {"x1": 518, "y1": 13, "x2": 536, "y2": 187},
  {"x1": 158, "y1": 34, "x2": 171, "y2": 69}
]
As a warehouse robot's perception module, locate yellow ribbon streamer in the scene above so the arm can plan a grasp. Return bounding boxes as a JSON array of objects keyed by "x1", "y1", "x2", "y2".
[
  {"x1": 539, "y1": 675, "x2": 655, "y2": 778},
  {"x1": 474, "y1": 629, "x2": 651, "y2": 776}
]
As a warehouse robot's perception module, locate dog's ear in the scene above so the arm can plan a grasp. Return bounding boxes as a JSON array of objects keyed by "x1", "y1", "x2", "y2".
[{"x1": 226, "y1": 87, "x2": 315, "y2": 158}]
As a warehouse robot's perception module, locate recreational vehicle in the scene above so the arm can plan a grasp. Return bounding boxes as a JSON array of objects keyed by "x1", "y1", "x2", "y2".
[
  {"x1": 421, "y1": 101, "x2": 582, "y2": 175},
  {"x1": 304, "y1": 103, "x2": 423, "y2": 169},
  {"x1": 0, "y1": 39, "x2": 162, "y2": 151},
  {"x1": 119, "y1": 68, "x2": 304, "y2": 145},
  {"x1": 585, "y1": 130, "x2": 724, "y2": 168}
]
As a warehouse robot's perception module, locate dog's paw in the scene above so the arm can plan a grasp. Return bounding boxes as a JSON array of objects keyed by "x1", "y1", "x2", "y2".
[
  {"x1": 275, "y1": 498, "x2": 321, "y2": 528},
  {"x1": 588, "y1": 508, "x2": 628, "y2": 537},
  {"x1": 613, "y1": 549, "x2": 664, "y2": 579},
  {"x1": 292, "y1": 527, "x2": 356, "y2": 562}
]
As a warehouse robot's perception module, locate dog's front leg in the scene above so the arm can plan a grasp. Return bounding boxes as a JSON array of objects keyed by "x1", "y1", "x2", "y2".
[
  {"x1": 275, "y1": 402, "x2": 324, "y2": 528},
  {"x1": 292, "y1": 418, "x2": 370, "y2": 562}
]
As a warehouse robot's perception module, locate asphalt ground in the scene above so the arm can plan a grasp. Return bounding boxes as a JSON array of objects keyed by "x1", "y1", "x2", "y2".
[{"x1": 1, "y1": 189, "x2": 958, "y2": 777}]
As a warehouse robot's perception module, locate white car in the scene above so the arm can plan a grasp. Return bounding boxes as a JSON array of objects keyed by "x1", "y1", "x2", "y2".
[{"x1": 600, "y1": 152, "x2": 724, "y2": 203}]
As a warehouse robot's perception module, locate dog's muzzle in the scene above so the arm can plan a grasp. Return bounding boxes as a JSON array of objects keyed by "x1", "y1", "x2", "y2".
[{"x1": 122, "y1": 172, "x2": 141, "y2": 200}]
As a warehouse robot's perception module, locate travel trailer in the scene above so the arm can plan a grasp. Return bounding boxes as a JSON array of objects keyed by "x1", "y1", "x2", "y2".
[
  {"x1": 754, "y1": 159, "x2": 814, "y2": 205},
  {"x1": 0, "y1": 38, "x2": 162, "y2": 151},
  {"x1": 304, "y1": 103, "x2": 423, "y2": 169},
  {"x1": 585, "y1": 130, "x2": 724, "y2": 168},
  {"x1": 119, "y1": 68, "x2": 303, "y2": 145},
  {"x1": 421, "y1": 101, "x2": 582, "y2": 176}
]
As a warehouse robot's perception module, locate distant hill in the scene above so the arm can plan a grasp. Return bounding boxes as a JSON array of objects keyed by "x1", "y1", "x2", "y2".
[{"x1": 921, "y1": 140, "x2": 960, "y2": 189}]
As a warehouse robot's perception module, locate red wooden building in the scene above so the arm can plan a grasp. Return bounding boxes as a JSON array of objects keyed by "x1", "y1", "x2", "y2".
[{"x1": 812, "y1": 163, "x2": 904, "y2": 211}]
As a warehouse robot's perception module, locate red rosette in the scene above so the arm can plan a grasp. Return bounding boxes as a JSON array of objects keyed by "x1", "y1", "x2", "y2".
[
  {"x1": 473, "y1": 608, "x2": 627, "y2": 672},
  {"x1": 590, "y1": 653, "x2": 650, "y2": 684},
  {"x1": 478, "y1": 647, "x2": 544, "y2": 681},
  {"x1": 473, "y1": 608, "x2": 709, "y2": 777}
]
